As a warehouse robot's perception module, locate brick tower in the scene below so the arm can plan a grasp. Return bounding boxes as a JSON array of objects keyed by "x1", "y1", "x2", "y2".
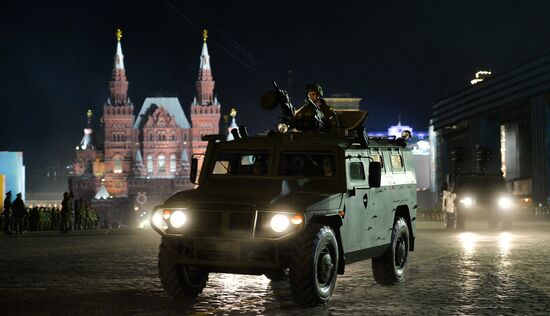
[
  {"x1": 191, "y1": 30, "x2": 221, "y2": 166},
  {"x1": 102, "y1": 29, "x2": 134, "y2": 197}
]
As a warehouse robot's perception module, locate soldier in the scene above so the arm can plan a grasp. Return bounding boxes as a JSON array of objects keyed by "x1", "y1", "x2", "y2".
[
  {"x1": 275, "y1": 82, "x2": 339, "y2": 132},
  {"x1": 12, "y1": 193, "x2": 26, "y2": 234},
  {"x1": 293, "y1": 83, "x2": 339, "y2": 132},
  {"x1": 3, "y1": 191, "x2": 12, "y2": 234},
  {"x1": 60, "y1": 192, "x2": 71, "y2": 233}
]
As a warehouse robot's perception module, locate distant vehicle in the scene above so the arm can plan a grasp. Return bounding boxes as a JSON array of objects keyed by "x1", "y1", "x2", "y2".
[
  {"x1": 441, "y1": 173, "x2": 514, "y2": 230},
  {"x1": 150, "y1": 109, "x2": 417, "y2": 307}
]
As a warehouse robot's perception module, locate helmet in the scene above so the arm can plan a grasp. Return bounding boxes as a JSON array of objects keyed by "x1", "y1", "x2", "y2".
[{"x1": 305, "y1": 83, "x2": 324, "y2": 97}]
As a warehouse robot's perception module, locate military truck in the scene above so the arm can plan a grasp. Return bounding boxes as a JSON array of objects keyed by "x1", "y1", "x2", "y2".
[
  {"x1": 150, "y1": 110, "x2": 417, "y2": 306},
  {"x1": 441, "y1": 173, "x2": 514, "y2": 230}
]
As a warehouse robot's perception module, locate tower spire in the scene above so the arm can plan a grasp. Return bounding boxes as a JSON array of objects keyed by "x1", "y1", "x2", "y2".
[
  {"x1": 109, "y1": 28, "x2": 129, "y2": 106},
  {"x1": 195, "y1": 29, "x2": 214, "y2": 105}
]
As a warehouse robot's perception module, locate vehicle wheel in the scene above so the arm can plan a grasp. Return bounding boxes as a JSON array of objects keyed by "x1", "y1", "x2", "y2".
[
  {"x1": 456, "y1": 210, "x2": 466, "y2": 230},
  {"x1": 372, "y1": 217, "x2": 409, "y2": 285},
  {"x1": 265, "y1": 268, "x2": 289, "y2": 282},
  {"x1": 289, "y1": 224, "x2": 339, "y2": 307},
  {"x1": 158, "y1": 237, "x2": 209, "y2": 298},
  {"x1": 444, "y1": 212, "x2": 456, "y2": 229}
]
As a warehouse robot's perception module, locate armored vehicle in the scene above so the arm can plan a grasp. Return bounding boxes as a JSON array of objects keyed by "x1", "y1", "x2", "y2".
[
  {"x1": 441, "y1": 173, "x2": 514, "y2": 230},
  {"x1": 150, "y1": 110, "x2": 417, "y2": 306}
]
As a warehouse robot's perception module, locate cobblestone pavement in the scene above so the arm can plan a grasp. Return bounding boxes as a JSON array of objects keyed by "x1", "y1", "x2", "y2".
[{"x1": 1, "y1": 220, "x2": 549, "y2": 315}]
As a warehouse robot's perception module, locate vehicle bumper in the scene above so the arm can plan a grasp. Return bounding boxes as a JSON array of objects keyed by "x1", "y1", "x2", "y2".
[{"x1": 163, "y1": 236, "x2": 290, "y2": 273}]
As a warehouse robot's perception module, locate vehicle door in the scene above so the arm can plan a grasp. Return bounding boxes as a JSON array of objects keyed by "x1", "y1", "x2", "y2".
[{"x1": 343, "y1": 155, "x2": 372, "y2": 251}]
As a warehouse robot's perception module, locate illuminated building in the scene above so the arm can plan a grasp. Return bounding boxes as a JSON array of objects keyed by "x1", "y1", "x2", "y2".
[
  {"x1": 432, "y1": 56, "x2": 550, "y2": 205},
  {"x1": 69, "y1": 29, "x2": 221, "y2": 221},
  {"x1": 324, "y1": 93, "x2": 362, "y2": 110},
  {"x1": 0, "y1": 151, "x2": 25, "y2": 201}
]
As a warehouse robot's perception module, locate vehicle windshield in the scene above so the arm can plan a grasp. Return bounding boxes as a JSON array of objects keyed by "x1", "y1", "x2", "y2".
[
  {"x1": 211, "y1": 151, "x2": 270, "y2": 176},
  {"x1": 279, "y1": 152, "x2": 336, "y2": 177}
]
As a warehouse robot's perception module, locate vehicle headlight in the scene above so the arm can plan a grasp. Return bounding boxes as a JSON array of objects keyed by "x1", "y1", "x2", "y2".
[
  {"x1": 270, "y1": 214, "x2": 290, "y2": 232},
  {"x1": 498, "y1": 197, "x2": 513, "y2": 209},
  {"x1": 460, "y1": 197, "x2": 474, "y2": 207},
  {"x1": 151, "y1": 210, "x2": 167, "y2": 229},
  {"x1": 169, "y1": 210, "x2": 187, "y2": 228}
]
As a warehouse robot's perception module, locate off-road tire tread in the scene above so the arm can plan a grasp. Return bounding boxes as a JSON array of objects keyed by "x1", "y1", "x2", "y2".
[
  {"x1": 289, "y1": 224, "x2": 337, "y2": 307},
  {"x1": 158, "y1": 238, "x2": 207, "y2": 298},
  {"x1": 372, "y1": 217, "x2": 408, "y2": 285}
]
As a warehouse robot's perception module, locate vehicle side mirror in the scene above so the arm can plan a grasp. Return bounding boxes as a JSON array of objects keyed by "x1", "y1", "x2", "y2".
[
  {"x1": 190, "y1": 158, "x2": 198, "y2": 184},
  {"x1": 369, "y1": 161, "x2": 382, "y2": 188}
]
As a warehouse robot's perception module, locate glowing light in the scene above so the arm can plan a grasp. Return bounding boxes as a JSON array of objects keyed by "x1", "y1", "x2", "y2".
[
  {"x1": 459, "y1": 232, "x2": 477, "y2": 254},
  {"x1": 152, "y1": 210, "x2": 167, "y2": 229},
  {"x1": 170, "y1": 210, "x2": 187, "y2": 228},
  {"x1": 270, "y1": 214, "x2": 290, "y2": 232},
  {"x1": 278, "y1": 123, "x2": 289, "y2": 133},
  {"x1": 498, "y1": 197, "x2": 513, "y2": 209},
  {"x1": 139, "y1": 219, "x2": 149, "y2": 229},
  {"x1": 290, "y1": 214, "x2": 303, "y2": 225},
  {"x1": 471, "y1": 70, "x2": 492, "y2": 85},
  {"x1": 460, "y1": 197, "x2": 474, "y2": 207},
  {"x1": 499, "y1": 232, "x2": 512, "y2": 253}
]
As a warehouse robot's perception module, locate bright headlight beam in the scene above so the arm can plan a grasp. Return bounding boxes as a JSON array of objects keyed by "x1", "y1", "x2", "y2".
[
  {"x1": 498, "y1": 197, "x2": 513, "y2": 209},
  {"x1": 170, "y1": 210, "x2": 187, "y2": 228},
  {"x1": 270, "y1": 214, "x2": 290, "y2": 233},
  {"x1": 152, "y1": 211, "x2": 167, "y2": 229},
  {"x1": 460, "y1": 197, "x2": 474, "y2": 207}
]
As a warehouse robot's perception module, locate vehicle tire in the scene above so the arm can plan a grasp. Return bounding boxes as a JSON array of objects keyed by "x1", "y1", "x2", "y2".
[
  {"x1": 444, "y1": 212, "x2": 456, "y2": 229},
  {"x1": 372, "y1": 217, "x2": 409, "y2": 285},
  {"x1": 158, "y1": 237, "x2": 209, "y2": 298},
  {"x1": 289, "y1": 224, "x2": 339, "y2": 307},
  {"x1": 265, "y1": 268, "x2": 289, "y2": 282},
  {"x1": 456, "y1": 209, "x2": 466, "y2": 230}
]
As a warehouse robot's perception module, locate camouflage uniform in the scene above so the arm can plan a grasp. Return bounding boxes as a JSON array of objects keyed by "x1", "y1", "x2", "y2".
[{"x1": 293, "y1": 98, "x2": 339, "y2": 132}]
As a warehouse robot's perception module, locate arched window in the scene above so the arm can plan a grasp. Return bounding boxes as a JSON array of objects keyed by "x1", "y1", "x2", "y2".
[
  {"x1": 149, "y1": 133, "x2": 153, "y2": 141},
  {"x1": 158, "y1": 155, "x2": 165, "y2": 173},
  {"x1": 147, "y1": 155, "x2": 153, "y2": 173},
  {"x1": 170, "y1": 155, "x2": 176, "y2": 173},
  {"x1": 114, "y1": 157, "x2": 122, "y2": 174}
]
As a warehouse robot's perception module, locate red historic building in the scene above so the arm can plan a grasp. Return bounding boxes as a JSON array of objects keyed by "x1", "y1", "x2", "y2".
[{"x1": 70, "y1": 30, "x2": 220, "y2": 224}]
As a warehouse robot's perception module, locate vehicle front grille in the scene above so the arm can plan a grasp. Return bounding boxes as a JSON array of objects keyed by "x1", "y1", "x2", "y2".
[{"x1": 178, "y1": 207, "x2": 256, "y2": 239}]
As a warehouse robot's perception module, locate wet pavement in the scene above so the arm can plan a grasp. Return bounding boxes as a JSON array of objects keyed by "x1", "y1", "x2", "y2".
[{"x1": 1, "y1": 220, "x2": 550, "y2": 315}]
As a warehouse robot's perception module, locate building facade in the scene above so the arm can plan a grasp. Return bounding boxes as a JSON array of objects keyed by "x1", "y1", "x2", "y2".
[
  {"x1": 431, "y1": 55, "x2": 550, "y2": 206},
  {"x1": 69, "y1": 30, "x2": 220, "y2": 223}
]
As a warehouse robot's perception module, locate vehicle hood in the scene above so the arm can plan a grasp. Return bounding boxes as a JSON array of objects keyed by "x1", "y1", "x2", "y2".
[{"x1": 162, "y1": 180, "x2": 344, "y2": 212}]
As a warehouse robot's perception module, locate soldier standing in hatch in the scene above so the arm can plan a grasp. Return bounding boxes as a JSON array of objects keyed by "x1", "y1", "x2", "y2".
[
  {"x1": 277, "y1": 83, "x2": 339, "y2": 132},
  {"x1": 12, "y1": 193, "x2": 26, "y2": 234},
  {"x1": 294, "y1": 83, "x2": 339, "y2": 132},
  {"x1": 3, "y1": 191, "x2": 12, "y2": 234}
]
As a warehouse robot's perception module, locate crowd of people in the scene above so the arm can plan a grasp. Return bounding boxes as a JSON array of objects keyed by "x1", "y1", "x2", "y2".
[{"x1": 2, "y1": 191, "x2": 100, "y2": 235}]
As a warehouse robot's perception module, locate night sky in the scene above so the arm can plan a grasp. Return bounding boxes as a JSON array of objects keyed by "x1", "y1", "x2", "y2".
[{"x1": 3, "y1": 0, "x2": 550, "y2": 176}]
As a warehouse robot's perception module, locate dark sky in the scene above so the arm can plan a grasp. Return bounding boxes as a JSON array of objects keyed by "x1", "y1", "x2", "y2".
[{"x1": 2, "y1": 0, "x2": 550, "y2": 173}]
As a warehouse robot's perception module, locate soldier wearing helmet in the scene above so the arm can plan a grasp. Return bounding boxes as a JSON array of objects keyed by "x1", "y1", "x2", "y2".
[{"x1": 293, "y1": 83, "x2": 339, "y2": 132}]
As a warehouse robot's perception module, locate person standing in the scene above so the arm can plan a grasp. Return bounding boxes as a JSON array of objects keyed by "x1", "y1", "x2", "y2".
[
  {"x1": 12, "y1": 193, "x2": 26, "y2": 234},
  {"x1": 60, "y1": 192, "x2": 71, "y2": 233},
  {"x1": 3, "y1": 191, "x2": 12, "y2": 234}
]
